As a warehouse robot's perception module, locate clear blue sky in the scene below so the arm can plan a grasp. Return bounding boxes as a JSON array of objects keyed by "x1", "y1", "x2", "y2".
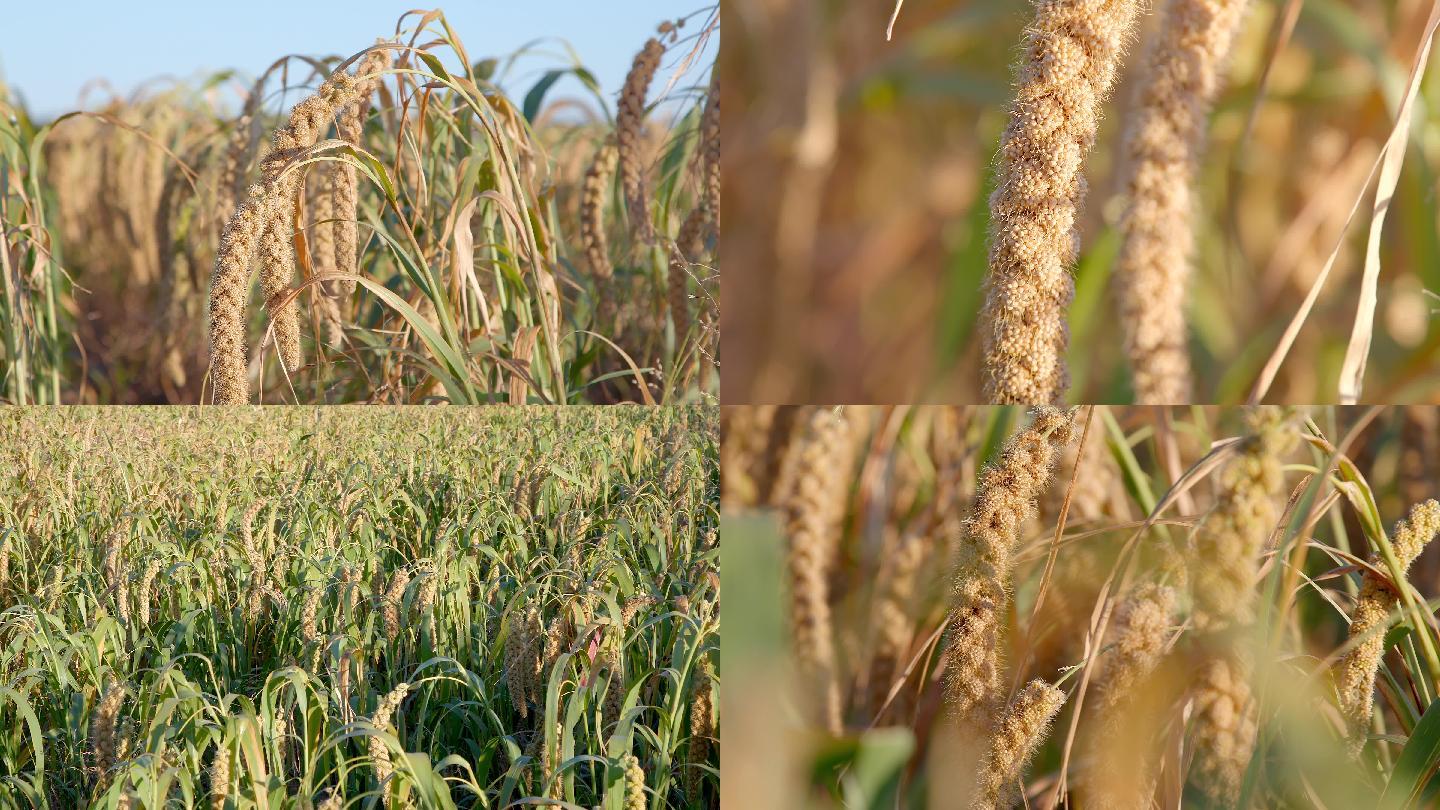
[{"x1": 1, "y1": 2, "x2": 716, "y2": 118}]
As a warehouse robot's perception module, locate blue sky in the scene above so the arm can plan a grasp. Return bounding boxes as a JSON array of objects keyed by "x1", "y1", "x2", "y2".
[{"x1": 1, "y1": 2, "x2": 716, "y2": 118}]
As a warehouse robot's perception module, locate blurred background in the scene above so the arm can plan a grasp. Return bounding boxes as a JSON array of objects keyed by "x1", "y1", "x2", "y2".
[{"x1": 723, "y1": 0, "x2": 1440, "y2": 404}]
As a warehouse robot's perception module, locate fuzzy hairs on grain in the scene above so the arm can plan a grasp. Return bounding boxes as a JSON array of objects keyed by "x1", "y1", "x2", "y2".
[
  {"x1": 209, "y1": 743, "x2": 231, "y2": 810},
  {"x1": 208, "y1": 44, "x2": 390, "y2": 404},
  {"x1": 257, "y1": 75, "x2": 374, "y2": 373},
  {"x1": 980, "y1": 0, "x2": 1143, "y2": 404},
  {"x1": 1337, "y1": 499, "x2": 1440, "y2": 755},
  {"x1": 943, "y1": 407, "x2": 1074, "y2": 727},
  {"x1": 975, "y1": 680, "x2": 1067, "y2": 809},
  {"x1": 1189, "y1": 407, "x2": 1297, "y2": 634}
]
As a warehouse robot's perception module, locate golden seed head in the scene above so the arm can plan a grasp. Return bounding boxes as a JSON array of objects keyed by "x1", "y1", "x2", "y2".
[
  {"x1": 1190, "y1": 654, "x2": 1256, "y2": 805},
  {"x1": 1081, "y1": 585, "x2": 1179, "y2": 809},
  {"x1": 977, "y1": 680, "x2": 1067, "y2": 808},
  {"x1": 622, "y1": 752, "x2": 646, "y2": 810},
  {"x1": 1190, "y1": 407, "x2": 1297, "y2": 633},
  {"x1": 668, "y1": 205, "x2": 707, "y2": 341},
  {"x1": 685, "y1": 668, "x2": 714, "y2": 801},
  {"x1": 207, "y1": 61, "x2": 373, "y2": 403},
  {"x1": 580, "y1": 138, "x2": 618, "y2": 281},
  {"x1": 1338, "y1": 499, "x2": 1440, "y2": 754},
  {"x1": 137, "y1": 557, "x2": 163, "y2": 626},
  {"x1": 700, "y1": 74, "x2": 720, "y2": 228},
  {"x1": 382, "y1": 568, "x2": 411, "y2": 638},
  {"x1": 980, "y1": 0, "x2": 1144, "y2": 404},
  {"x1": 773, "y1": 406, "x2": 868, "y2": 733},
  {"x1": 92, "y1": 683, "x2": 126, "y2": 778},
  {"x1": 368, "y1": 682, "x2": 409, "y2": 808},
  {"x1": 616, "y1": 38, "x2": 666, "y2": 245},
  {"x1": 373, "y1": 681, "x2": 409, "y2": 730},
  {"x1": 621, "y1": 595, "x2": 655, "y2": 628},
  {"x1": 331, "y1": 41, "x2": 394, "y2": 297},
  {"x1": 944, "y1": 407, "x2": 1074, "y2": 726},
  {"x1": 1113, "y1": 0, "x2": 1249, "y2": 404},
  {"x1": 210, "y1": 745, "x2": 231, "y2": 810},
  {"x1": 1099, "y1": 584, "x2": 1175, "y2": 711},
  {"x1": 301, "y1": 586, "x2": 323, "y2": 643},
  {"x1": 416, "y1": 569, "x2": 438, "y2": 618},
  {"x1": 505, "y1": 605, "x2": 539, "y2": 718}
]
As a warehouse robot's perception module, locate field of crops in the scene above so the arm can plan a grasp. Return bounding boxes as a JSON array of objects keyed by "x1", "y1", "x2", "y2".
[
  {"x1": 0, "y1": 406, "x2": 718, "y2": 808},
  {"x1": 723, "y1": 405, "x2": 1440, "y2": 807},
  {"x1": 0, "y1": 7, "x2": 718, "y2": 405}
]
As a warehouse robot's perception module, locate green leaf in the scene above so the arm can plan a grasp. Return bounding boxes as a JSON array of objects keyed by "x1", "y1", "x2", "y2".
[
  {"x1": 844, "y1": 729, "x2": 915, "y2": 810},
  {"x1": 1101, "y1": 407, "x2": 1159, "y2": 516},
  {"x1": 1387, "y1": 624, "x2": 1417, "y2": 651},
  {"x1": 351, "y1": 277, "x2": 472, "y2": 403},
  {"x1": 342, "y1": 145, "x2": 397, "y2": 204},
  {"x1": 1382, "y1": 697, "x2": 1440, "y2": 808},
  {"x1": 0, "y1": 687, "x2": 44, "y2": 791},
  {"x1": 976, "y1": 407, "x2": 1016, "y2": 471},
  {"x1": 417, "y1": 51, "x2": 452, "y2": 83},
  {"x1": 472, "y1": 58, "x2": 498, "y2": 80},
  {"x1": 523, "y1": 70, "x2": 568, "y2": 122}
]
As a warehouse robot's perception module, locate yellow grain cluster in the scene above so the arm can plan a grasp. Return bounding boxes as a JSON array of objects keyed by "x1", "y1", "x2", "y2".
[
  {"x1": 980, "y1": 0, "x2": 1142, "y2": 404},
  {"x1": 1187, "y1": 407, "x2": 1295, "y2": 804},
  {"x1": 369, "y1": 682, "x2": 411, "y2": 808},
  {"x1": 580, "y1": 138, "x2": 619, "y2": 324},
  {"x1": 208, "y1": 45, "x2": 395, "y2": 404},
  {"x1": 617, "y1": 38, "x2": 665, "y2": 245},
  {"x1": 1082, "y1": 583, "x2": 1177, "y2": 808},
  {"x1": 774, "y1": 407, "x2": 868, "y2": 732},
  {"x1": 1337, "y1": 499, "x2": 1440, "y2": 754},
  {"x1": 943, "y1": 408, "x2": 1075, "y2": 808},
  {"x1": 1114, "y1": 0, "x2": 1251, "y2": 403},
  {"x1": 944, "y1": 407, "x2": 1073, "y2": 724}
]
